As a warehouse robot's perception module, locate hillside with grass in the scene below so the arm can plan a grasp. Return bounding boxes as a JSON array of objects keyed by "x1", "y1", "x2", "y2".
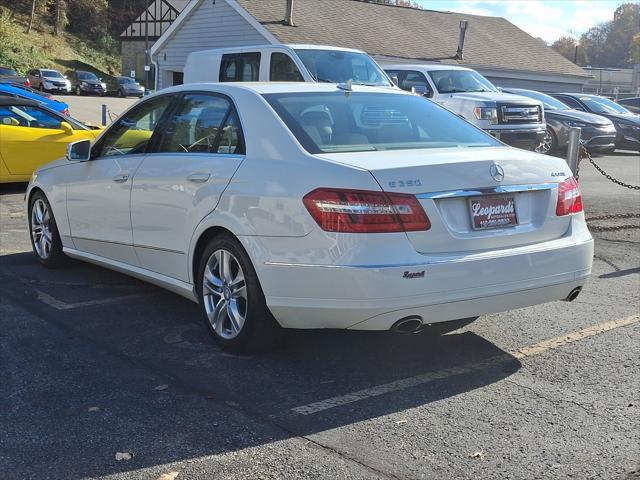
[{"x1": 0, "y1": 8, "x2": 119, "y2": 78}]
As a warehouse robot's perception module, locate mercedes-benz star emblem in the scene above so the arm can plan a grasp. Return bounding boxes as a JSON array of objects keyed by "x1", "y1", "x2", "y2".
[{"x1": 490, "y1": 163, "x2": 505, "y2": 182}]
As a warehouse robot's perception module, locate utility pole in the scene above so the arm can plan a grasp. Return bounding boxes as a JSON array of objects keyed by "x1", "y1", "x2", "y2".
[{"x1": 145, "y1": 0, "x2": 150, "y2": 91}]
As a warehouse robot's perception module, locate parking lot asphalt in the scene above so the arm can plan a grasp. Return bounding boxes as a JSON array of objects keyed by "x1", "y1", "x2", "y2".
[
  {"x1": 59, "y1": 94, "x2": 139, "y2": 126},
  {"x1": 1, "y1": 151, "x2": 639, "y2": 480}
]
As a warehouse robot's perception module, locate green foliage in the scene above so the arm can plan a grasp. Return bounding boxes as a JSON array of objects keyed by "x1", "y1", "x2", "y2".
[
  {"x1": 578, "y1": 2, "x2": 640, "y2": 68},
  {"x1": 0, "y1": 6, "x2": 119, "y2": 75},
  {"x1": 551, "y1": 36, "x2": 586, "y2": 65}
]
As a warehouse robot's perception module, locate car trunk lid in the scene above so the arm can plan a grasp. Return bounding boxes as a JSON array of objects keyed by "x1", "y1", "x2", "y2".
[{"x1": 317, "y1": 147, "x2": 571, "y2": 254}]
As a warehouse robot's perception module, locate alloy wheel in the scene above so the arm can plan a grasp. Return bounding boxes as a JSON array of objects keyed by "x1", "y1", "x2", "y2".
[
  {"x1": 535, "y1": 129, "x2": 553, "y2": 154},
  {"x1": 202, "y1": 249, "x2": 248, "y2": 340},
  {"x1": 31, "y1": 199, "x2": 52, "y2": 259}
]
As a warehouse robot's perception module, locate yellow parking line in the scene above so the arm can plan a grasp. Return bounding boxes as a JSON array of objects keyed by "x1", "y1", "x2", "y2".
[
  {"x1": 511, "y1": 314, "x2": 639, "y2": 360},
  {"x1": 290, "y1": 314, "x2": 640, "y2": 416}
]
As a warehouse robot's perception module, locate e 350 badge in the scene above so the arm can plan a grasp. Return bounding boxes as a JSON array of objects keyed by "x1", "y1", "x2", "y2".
[{"x1": 388, "y1": 179, "x2": 423, "y2": 188}]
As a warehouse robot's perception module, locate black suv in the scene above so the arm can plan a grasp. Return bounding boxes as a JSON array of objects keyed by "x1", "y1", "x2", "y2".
[{"x1": 66, "y1": 70, "x2": 106, "y2": 96}]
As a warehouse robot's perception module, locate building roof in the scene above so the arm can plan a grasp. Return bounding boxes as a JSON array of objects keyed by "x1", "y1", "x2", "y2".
[
  {"x1": 234, "y1": 0, "x2": 587, "y2": 78},
  {"x1": 121, "y1": 0, "x2": 189, "y2": 39}
]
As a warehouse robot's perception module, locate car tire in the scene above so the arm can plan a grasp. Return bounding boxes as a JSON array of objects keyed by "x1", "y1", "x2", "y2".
[
  {"x1": 421, "y1": 317, "x2": 478, "y2": 336},
  {"x1": 196, "y1": 233, "x2": 280, "y2": 354},
  {"x1": 117, "y1": 89, "x2": 124, "y2": 98},
  {"x1": 29, "y1": 191, "x2": 66, "y2": 268},
  {"x1": 38, "y1": 84, "x2": 45, "y2": 93},
  {"x1": 75, "y1": 86, "x2": 82, "y2": 96},
  {"x1": 535, "y1": 127, "x2": 557, "y2": 155}
]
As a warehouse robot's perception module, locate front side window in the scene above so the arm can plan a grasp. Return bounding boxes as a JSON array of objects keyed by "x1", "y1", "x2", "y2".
[
  {"x1": 263, "y1": 91, "x2": 500, "y2": 154},
  {"x1": 0, "y1": 105, "x2": 63, "y2": 129},
  {"x1": 294, "y1": 49, "x2": 390, "y2": 86},
  {"x1": 93, "y1": 95, "x2": 173, "y2": 158},
  {"x1": 270, "y1": 53, "x2": 304, "y2": 82},
  {"x1": 219, "y1": 53, "x2": 260, "y2": 82},
  {"x1": 428, "y1": 70, "x2": 496, "y2": 94},
  {"x1": 157, "y1": 94, "x2": 244, "y2": 155}
]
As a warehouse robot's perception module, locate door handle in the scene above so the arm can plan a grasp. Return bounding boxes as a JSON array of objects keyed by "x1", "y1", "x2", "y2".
[
  {"x1": 187, "y1": 172, "x2": 211, "y2": 183},
  {"x1": 113, "y1": 173, "x2": 129, "y2": 183}
]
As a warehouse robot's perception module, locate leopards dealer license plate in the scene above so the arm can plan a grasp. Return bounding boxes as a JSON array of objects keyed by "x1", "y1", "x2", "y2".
[{"x1": 469, "y1": 195, "x2": 518, "y2": 230}]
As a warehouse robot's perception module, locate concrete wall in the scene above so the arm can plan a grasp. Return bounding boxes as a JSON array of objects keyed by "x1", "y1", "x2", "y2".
[{"x1": 153, "y1": 0, "x2": 269, "y2": 90}]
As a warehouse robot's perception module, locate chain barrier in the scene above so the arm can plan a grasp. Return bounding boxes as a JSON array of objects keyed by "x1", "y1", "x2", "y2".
[
  {"x1": 578, "y1": 146, "x2": 640, "y2": 190},
  {"x1": 575, "y1": 147, "x2": 640, "y2": 232}
]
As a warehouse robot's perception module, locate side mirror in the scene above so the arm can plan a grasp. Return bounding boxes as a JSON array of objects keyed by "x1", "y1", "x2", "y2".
[
  {"x1": 67, "y1": 139, "x2": 91, "y2": 161},
  {"x1": 425, "y1": 90, "x2": 434, "y2": 98},
  {"x1": 391, "y1": 75, "x2": 399, "y2": 87},
  {"x1": 60, "y1": 121, "x2": 73, "y2": 135}
]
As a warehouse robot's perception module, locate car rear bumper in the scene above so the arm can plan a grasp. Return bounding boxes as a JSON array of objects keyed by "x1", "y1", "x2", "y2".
[{"x1": 256, "y1": 216, "x2": 593, "y2": 330}]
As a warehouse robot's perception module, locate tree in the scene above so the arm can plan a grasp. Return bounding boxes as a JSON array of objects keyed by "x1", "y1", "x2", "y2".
[
  {"x1": 26, "y1": 0, "x2": 36, "y2": 33},
  {"x1": 578, "y1": 2, "x2": 639, "y2": 68},
  {"x1": 630, "y1": 33, "x2": 640, "y2": 64},
  {"x1": 551, "y1": 36, "x2": 585, "y2": 64}
]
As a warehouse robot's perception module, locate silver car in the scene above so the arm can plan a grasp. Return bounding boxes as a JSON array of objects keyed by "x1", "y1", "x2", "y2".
[
  {"x1": 27, "y1": 69, "x2": 71, "y2": 94},
  {"x1": 106, "y1": 76, "x2": 145, "y2": 98}
]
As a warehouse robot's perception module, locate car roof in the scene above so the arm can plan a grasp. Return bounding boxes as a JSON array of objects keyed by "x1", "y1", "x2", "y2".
[
  {"x1": 189, "y1": 44, "x2": 367, "y2": 56},
  {"x1": 160, "y1": 82, "x2": 409, "y2": 96},
  {"x1": 383, "y1": 64, "x2": 475, "y2": 72},
  {"x1": 0, "y1": 96, "x2": 39, "y2": 107}
]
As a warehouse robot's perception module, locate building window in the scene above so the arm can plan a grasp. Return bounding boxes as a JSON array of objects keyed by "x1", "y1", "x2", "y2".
[{"x1": 172, "y1": 71, "x2": 184, "y2": 86}]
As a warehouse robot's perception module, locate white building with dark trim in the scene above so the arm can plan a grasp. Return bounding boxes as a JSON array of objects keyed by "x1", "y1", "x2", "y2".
[
  {"x1": 149, "y1": 0, "x2": 590, "y2": 92},
  {"x1": 120, "y1": 0, "x2": 188, "y2": 88}
]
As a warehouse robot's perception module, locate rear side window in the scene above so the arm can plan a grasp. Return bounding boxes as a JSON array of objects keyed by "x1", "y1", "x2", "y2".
[
  {"x1": 270, "y1": 53, "x2": 303, "y2": 82},
  {"x1": 219, "y1": 53, "x2": 260, "y2": 82},
  {"x1": 157, "y1": 93, "x2": 245, "y2": 155},
  {"x1": 92, "y1": 95, "x2": 173, "y2": 158}
]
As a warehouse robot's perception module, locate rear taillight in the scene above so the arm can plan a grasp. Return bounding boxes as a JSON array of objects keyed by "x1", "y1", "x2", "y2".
[
  {"x1": 303, "y1": 188, "x2": 431, "y2": 233},
  {"x1": 61, "y1": 108, "x2": 70, "y2": 116},
  {"x1": 24, "y1": 79, "x2": 30, "y2": 87},
  {"x1": 556, "y1": 177, "x2": 583, "y2": 216}
]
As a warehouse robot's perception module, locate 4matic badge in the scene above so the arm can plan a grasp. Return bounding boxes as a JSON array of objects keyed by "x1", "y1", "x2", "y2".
[{"x1": 403, "y1": 270, "x2": 425, "y2": 279}]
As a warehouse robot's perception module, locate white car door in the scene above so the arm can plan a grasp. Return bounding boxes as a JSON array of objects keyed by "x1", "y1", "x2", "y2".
[
  {"x1": 65, "y1": 95, "x2": 174, "y2": 264},
  {"x1": 131, "y1": 92, "x2": 245, "y2": 282}
]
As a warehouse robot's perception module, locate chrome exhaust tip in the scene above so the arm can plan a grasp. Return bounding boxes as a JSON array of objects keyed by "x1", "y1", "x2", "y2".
[
  {"x1": 564, "y1": 286, "x2": 582, "y2": 302},
  {"x1": 391, "y1": 316, "x2": 424, "y2": 334}
]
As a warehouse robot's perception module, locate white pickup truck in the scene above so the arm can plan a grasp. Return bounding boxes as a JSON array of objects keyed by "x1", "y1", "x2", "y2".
[{"x1": 384, "y1": 64, "x2": 546, "y2": 150}]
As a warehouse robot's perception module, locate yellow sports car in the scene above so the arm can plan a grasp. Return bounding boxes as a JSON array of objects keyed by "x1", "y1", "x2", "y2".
[{"x1": 0, "y1": 97, "x2": 103, "y2": 183}]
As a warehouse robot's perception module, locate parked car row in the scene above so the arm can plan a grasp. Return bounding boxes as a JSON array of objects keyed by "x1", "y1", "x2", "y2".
[{"x1": 1, "y1": 65, "x2": 145, "y2": 98}]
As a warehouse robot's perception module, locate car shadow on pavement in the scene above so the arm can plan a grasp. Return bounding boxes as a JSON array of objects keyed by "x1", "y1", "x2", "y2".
[{"x1": 1, "y1": 252, "x2": 521, "y2": 479}]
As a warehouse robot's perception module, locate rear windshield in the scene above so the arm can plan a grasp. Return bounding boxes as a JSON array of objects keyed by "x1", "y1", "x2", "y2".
[
  {"x1": 294, "y1": 49, "x2": 391, "y2": 86},
  {"x1": 0, "y1": 67, "x2": 18, "y2": 76},
  {"x1": 263, "y1": 91, "x2": 501, "y2": 154}
]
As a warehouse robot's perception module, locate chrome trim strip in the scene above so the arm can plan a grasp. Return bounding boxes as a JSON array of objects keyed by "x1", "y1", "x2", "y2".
[
  {"x1": 416, "y1": 183, "x2": 557, "y2": 200},
  {"x1": 264, "y1": 261, "x2": 430, "y2": 270},
  {"x1": 72, "y1": 236, "x2": 185, "y2": 255}
]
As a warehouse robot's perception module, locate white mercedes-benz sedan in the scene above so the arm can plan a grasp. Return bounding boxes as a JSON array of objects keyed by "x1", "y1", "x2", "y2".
[{"x1": 26, "y1": 83, "x2": 593, "y2": 352}]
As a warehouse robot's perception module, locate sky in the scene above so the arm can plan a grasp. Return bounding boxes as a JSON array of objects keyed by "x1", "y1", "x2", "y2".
[{"x1": 413, "y1": 1, "x2": 624, "y2": 43}]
